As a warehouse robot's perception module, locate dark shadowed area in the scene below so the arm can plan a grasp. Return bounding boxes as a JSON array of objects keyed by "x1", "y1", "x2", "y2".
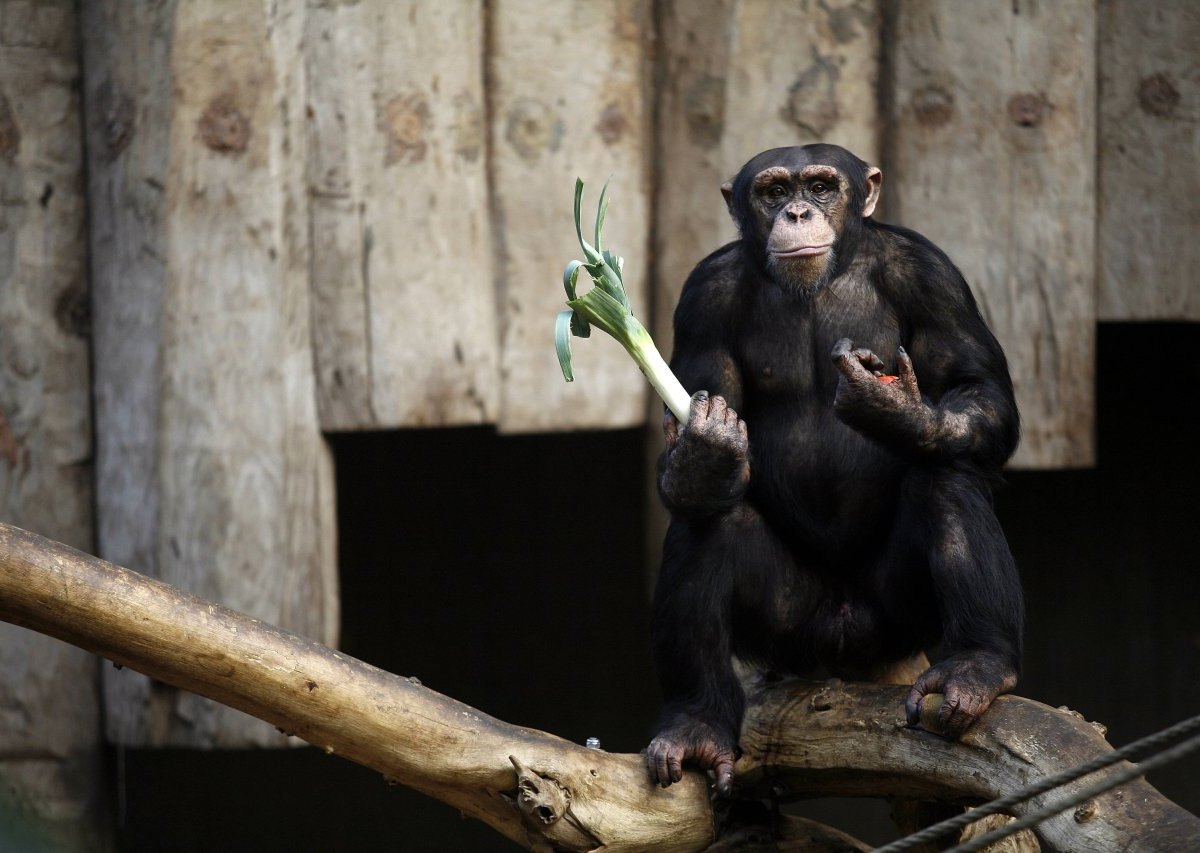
[{"x1": 113, "y1": 324, "x2": 1198, "y2": 851}]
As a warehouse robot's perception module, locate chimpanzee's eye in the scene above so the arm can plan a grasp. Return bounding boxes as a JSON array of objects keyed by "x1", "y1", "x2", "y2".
[
  {"x1": 767, "y1": 184, "x2": 787, "y2": 200},
  {"x1": 810, "y1": 182, "x2": 830, "y2": 196}
]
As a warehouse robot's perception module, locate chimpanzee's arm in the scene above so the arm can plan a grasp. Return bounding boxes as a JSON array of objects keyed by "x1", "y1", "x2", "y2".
[
  {"x1": 832, "y1": 236, "x2": 1019, "y2": 469},
  {"x1": 658, "y1": 248, "x2": 751, "y2": 517}
]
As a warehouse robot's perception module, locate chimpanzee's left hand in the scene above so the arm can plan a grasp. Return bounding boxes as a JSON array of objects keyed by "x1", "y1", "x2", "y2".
[
  {"x1": 831, "y1": 338, "x2": 935, "y2": 452},
  {"x1": 905, "y1": 652, "x2": 1018, "y2": 738}
]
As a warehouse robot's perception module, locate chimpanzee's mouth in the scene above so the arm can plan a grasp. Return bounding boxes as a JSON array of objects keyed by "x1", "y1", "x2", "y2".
[{"x1": 772, "y1": 244, "x2": 832, "y2": 258}]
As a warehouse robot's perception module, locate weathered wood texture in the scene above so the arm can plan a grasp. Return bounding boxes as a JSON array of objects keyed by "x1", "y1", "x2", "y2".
[
  {"x1": 491, "y1": 0, "x2": 654, "y2": 431},
  {"x1": 0, "y1": 2, "x2": 107, "y2": 848},
  {"x1": 82, "y1": 0, "x2": 338, "y2": 748},
  {"x1": 653, "y1": 0, "x2": 881, "y2": 360},
  {"x1": 887, "y1": 1, "x2": 1097, "y2": 468},
  {"x1": 306, "y1": 0, "x2": 499, "y2": 429},
  {"x1": 1097, "y1": 0, "x2": 1200, "y2": 320},
  {"x1": 737, "y1": 680, "x2": 1200, "y2": 852},
  {"x1": 3, "y1": 521, "x2": 1198, "y2": 852}
]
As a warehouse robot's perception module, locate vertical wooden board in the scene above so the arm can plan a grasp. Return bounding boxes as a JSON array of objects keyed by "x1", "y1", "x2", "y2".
[
  {"x1": 1097, "y1": 0, "x2": 1200, "y2": 320},
  {"x1": 491, "y1": 0, "x2": 653, "y2": 432},
  {"x1": 889, "y1": 1, "x2": 1096, "y2": 469},
  {"x1": 653, "y1": 0, "x2": 881, "y2": 357},
  {"x1": 306, "y1": 0, "x2": 498, "y2": 429},
  {"x1": 0, "y1": 1, "x2": 106, "y2": 846},
  {"x1": 84, "y1": 0, "x2": 338, "y2": 748}
]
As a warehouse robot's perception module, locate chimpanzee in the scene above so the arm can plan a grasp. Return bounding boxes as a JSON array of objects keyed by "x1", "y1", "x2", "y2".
[{"x1": 647, "y1": 144, "x2": 1022, "y2": 795}]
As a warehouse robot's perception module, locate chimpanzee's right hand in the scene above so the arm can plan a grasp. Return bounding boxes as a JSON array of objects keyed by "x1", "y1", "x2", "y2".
[{"x1": 658, "y1": 391, "x2": 750, "y2": 515}]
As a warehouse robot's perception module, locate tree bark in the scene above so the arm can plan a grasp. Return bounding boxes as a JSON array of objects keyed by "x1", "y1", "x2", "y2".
[
  {"x1": 0, "y1": 522, "x2": 713, "y2": 852},
  {"x1": 0, "y1": 2, "x2": 107, "y2": 847},
  {"x1": 2, "y1": 521, "x2": 1198, "y2": 851}
]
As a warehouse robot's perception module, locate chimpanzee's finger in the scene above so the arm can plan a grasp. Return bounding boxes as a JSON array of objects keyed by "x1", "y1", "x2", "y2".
[
  {"x1": 686, "y1": 390, "x2": 711, "y2": 431},
  {"x1": 831, "y1": 338, "x2": 869, "y2": 380},
  {"x1": 852, "y1": 347, "x2": 886, "y2": 373},
  {"x1": 708, "y1": 394, "x2": 729, "y2": 423},
  {"x1": 905, "y1": 667, "x2": 944, "y2": 727},
  {"x1": 897, "y1": 347, "x2": 920, "y2": 400},
  {"x1": 904, "y1": 686, "x2": 925, "y2": 728},
  {"x1": 663, "y1": 409, "x2": 679, "y2": 448},
  {"x1": 713, "y1": 756, "x2": 736, "y2": 798},
  {"x1": 668, "y1": 745, "x2": 685, "y2": 784},
  {"x1": 648, "y1": 739, "x2": 672, "y2": 788}
]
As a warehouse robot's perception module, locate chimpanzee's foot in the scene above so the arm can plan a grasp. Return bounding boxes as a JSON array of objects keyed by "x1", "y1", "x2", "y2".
[
  {"x1": 905, "y1": 652, "x2": 1018, "y2": 738},
  {"x1": 646, "y1": 714, "x2": 738, "y2": 795}
]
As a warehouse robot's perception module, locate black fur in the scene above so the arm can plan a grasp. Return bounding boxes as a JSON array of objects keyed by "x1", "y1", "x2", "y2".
[{"x1": 647, "y1": 144, "x2": 1023, "y2": 795}]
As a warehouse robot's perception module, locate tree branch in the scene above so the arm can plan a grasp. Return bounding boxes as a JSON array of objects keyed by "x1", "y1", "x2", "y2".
[
  {"x1": 1, "y1": 521, "x2": 1197, "y2": 851},
  {"x1": 0, "y1": 523, "x2": 714, "y2": 852}
]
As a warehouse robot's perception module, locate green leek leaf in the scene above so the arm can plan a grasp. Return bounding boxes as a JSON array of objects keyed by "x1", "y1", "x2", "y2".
[{"x1": 555, "y1": 309, "x2": 576, "y2": 382}]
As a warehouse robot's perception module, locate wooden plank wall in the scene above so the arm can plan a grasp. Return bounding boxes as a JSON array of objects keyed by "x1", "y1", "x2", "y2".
[
  {"x1": 83, "y1": 0, "x2": 337, "y2": 748},
  {"x1": 0, "y1": 0, "x2": 107, "y2": 845},
  {"x1": 492, "y1": 0, "x2": 653, "y2": 432},
  {"x1": 887, "y1": 0, "x2": 1098, "y2": 468},
  {"x1": 4, "y1": 0, "x2": 1195, "y2": 756},
  {"x1": 1097, "y1": 0, "x2": 1199, "y2": 320},
  {"x1": 306, "y1": 0, "x2": 499, "y2": 429}
]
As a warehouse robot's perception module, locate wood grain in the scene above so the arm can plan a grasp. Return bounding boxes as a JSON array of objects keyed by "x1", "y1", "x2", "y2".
[
  {"x1": 306, "y1": 0, "x2": 499, "y2": 429},
  {"x1": 0, "y1": 1, "x2": 106, "y2": 845},
  {"x1": 491, "y1": 0, "x2": 654, "y2": 431},
  {"x1": 1097, "y1": 0, "x2": 1200, "y2": 320},
  {"x1": 82, "y1": 0, "x2": 337, "y2": 748},
  {"x1": 888, "y1": 1, "x2": 1097, "y2": 468}
]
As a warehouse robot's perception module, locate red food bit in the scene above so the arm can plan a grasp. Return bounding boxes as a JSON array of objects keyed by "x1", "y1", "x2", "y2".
[{"x1": 878, "y1": 375, "x2": 899, "y2": 384}]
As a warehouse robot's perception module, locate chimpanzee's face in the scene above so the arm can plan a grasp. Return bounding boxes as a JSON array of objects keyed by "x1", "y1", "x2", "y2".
[{"x1": 726, "y1": 145, "x2": 881, "y2": 295}]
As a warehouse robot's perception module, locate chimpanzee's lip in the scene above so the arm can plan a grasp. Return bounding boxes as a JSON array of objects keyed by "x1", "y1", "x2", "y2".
[{"x1": 772, "y1": 244, "x2": 831, "y2": 258}]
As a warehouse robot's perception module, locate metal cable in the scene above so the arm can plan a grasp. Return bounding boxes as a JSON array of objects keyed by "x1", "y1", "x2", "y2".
[
  {"x1": 948, "y1": 730, "x2": 1200, "y2": 852},
  {"x1": 873, "y1": 711, "x2": 1200, "y2": 852}
]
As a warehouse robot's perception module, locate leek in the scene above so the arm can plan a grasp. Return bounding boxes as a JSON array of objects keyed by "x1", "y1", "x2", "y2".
[{"x1": 555, "y1": 178, "x2": 692, "y2": 422}]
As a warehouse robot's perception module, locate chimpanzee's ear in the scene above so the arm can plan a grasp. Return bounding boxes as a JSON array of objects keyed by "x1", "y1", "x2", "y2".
[
  {"x1": 862, "y1": 166, "x2": 882, "y2": 218},
  {"x1": 721, "y1": 179, "x2": 735, "y2": 216}
]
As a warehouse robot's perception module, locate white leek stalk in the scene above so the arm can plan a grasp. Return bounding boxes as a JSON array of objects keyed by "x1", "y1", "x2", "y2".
[{"x1": 554, "y1": 179, "x2": 691, "y2": 422}]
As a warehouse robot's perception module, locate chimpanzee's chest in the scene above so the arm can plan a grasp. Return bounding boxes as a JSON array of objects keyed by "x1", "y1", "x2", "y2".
[
  {"x1": 736, "y1": 277, "x2": 907, "y2": 549},
  {"x1": 738, "y1": 277, "x2": 902, "y2": 407}
]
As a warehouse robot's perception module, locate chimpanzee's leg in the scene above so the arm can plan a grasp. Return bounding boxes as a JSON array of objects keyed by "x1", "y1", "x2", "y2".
[
  {"x1": 647, "y1": 503, "x2": 797, "y2": 795},
  {"x1": 903, "y1": 467, "x2": 1023, "y2": 736}
]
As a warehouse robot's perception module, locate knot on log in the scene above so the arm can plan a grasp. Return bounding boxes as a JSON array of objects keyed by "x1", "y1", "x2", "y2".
[{"x1": 506, "y1": 756, "x2": 601, "y2": 853}]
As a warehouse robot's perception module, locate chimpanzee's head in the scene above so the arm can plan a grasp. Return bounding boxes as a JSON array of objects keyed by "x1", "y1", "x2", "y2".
[{"x1": 722, "y1": 144, "x2": 882, "y2": 295}]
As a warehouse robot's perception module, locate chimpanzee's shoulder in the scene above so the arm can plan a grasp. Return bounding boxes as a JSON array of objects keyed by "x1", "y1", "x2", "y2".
[
  {"x1": 680, "y1": 241, "x2": 746, "y2": 301},
  {"x1": 869, "y1": 220, "x2": 971, "y2": 299},
  {"x1": 672, "y1": 242, "x2": 746, "y2": 337}
]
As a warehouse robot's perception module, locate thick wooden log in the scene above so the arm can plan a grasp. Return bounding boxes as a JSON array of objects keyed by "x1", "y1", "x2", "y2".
[
  {"x1": 491, "y1": 0, "x2": 653, "y2": 432},
  {"x1": 653, "y1": 0, "x2": 881, "y2": 359},
  {"x1": 305, "y1": 0, "x2": 499, "y2": 429},
  {"x1": 1097, "y1": 0, "x2": 1200, "y2": 320},
  {"x1": 887, "y1": 1, "x2": 1096, "y2": 468},
  {"x1": 81, "y1": 0, "x2": 337, "y2": 747},
  {"x1": 0, "y1": 1, "x2": 106, "y2": 847},
  {"x1": 0, "y1": 523, "x2": 715, "y2": 853},
  {"x1": 737, "y1": 679, "x2": 1200, "y2": 851}
]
